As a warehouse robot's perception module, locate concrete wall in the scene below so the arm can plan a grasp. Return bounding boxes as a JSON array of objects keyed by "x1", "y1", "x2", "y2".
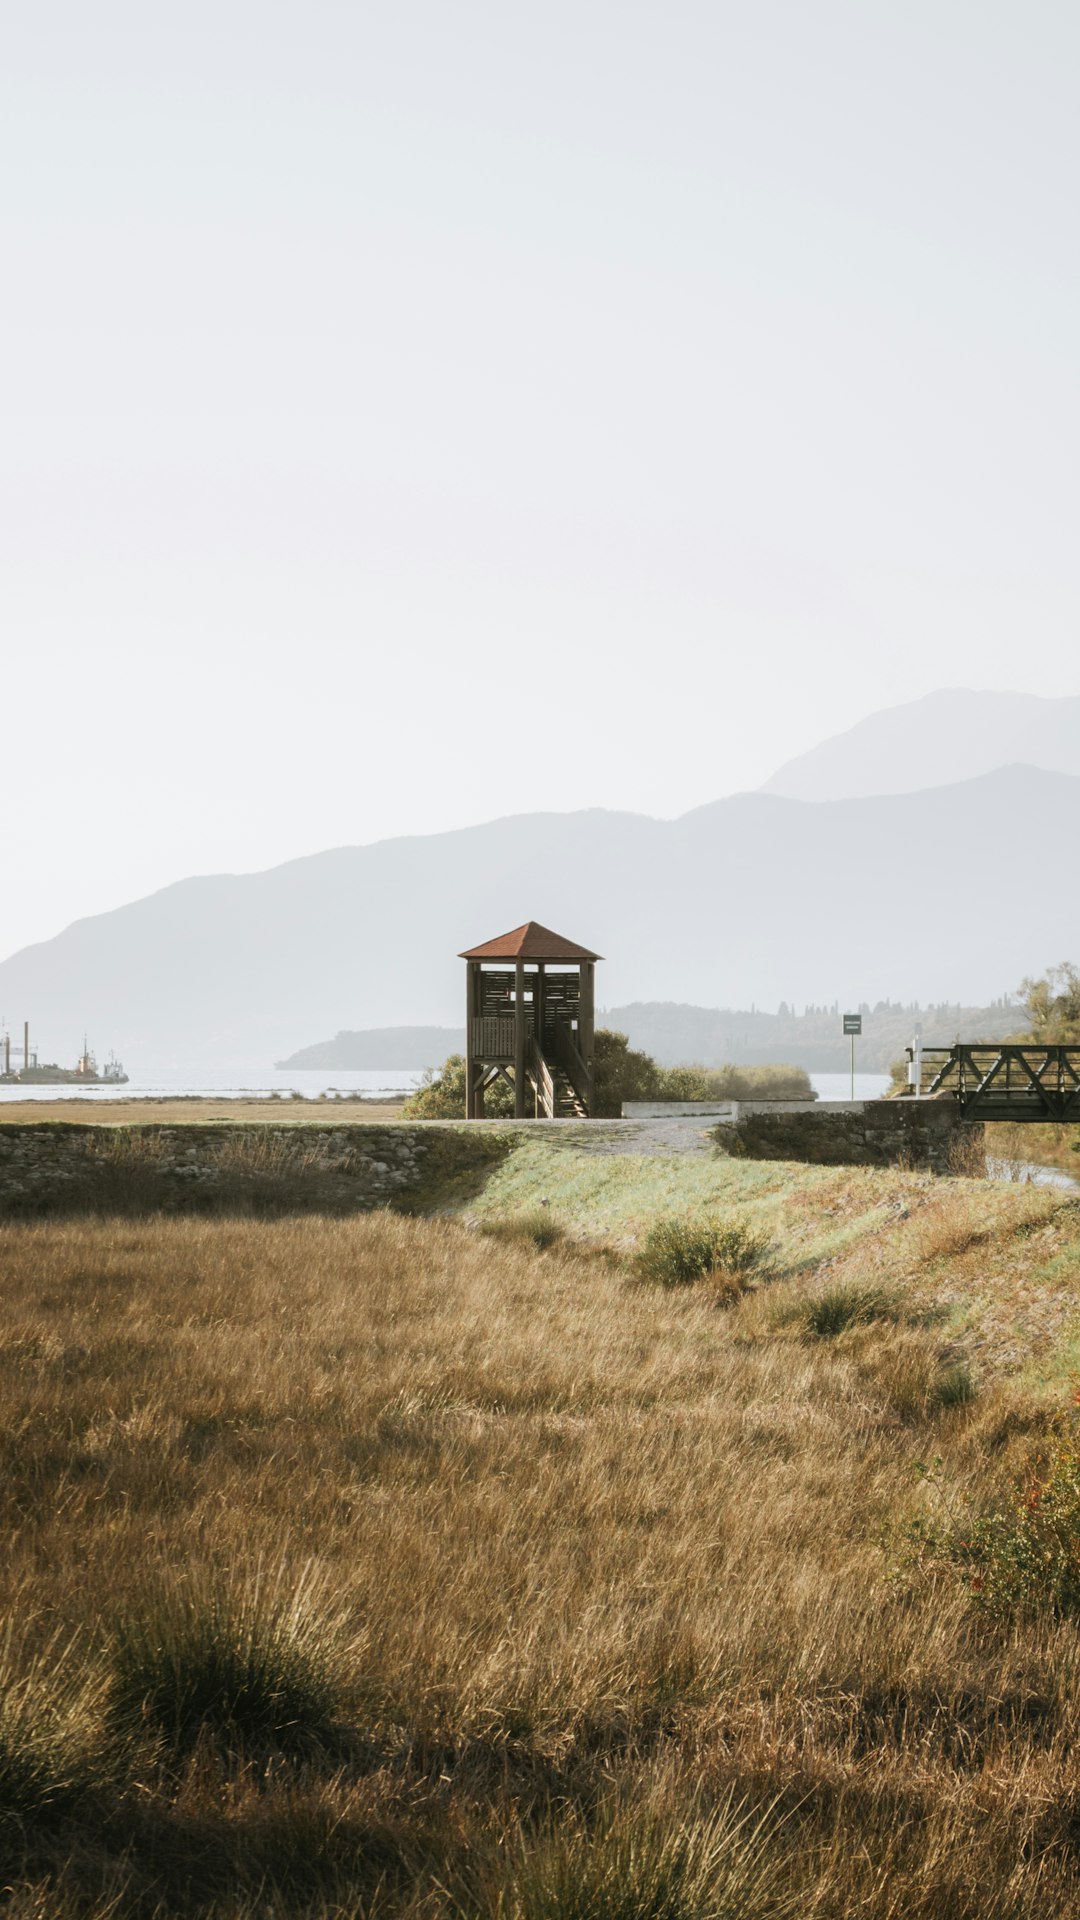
[
  {"x1": 0, "y1": 1124, "x2": 507, "y2": 1218},
  {"x1": 714, "y1": 1098, "x2": 981, "y2": 1174}
]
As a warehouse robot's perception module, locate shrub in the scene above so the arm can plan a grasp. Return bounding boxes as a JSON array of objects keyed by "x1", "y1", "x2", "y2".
[
  {"x1": 699, "y1": 1063, "x2": 813, "y2": 1103},
  {"x1": 593, "y1": 1031, "x2": 663, "y2": 1117},
  {"x1": 637, "y1": 1217, "x2": 768, "y2": 1289},
  {"x1": 594, "y1": 1043, "x2": 814, "y2": 1116},
  {"x1": 108, "y1": 1565, "x2": 347, "y2": 1762},
  {"x1": 402, "y1": 1055, "x2": 514, "y2": 1121},
  {"x1": 803, "y1": 1284, "x2": 898, "y2": 1339},
  {"x1": 948, "y1": 1422, "x2": 1080, "y2": 1619}
]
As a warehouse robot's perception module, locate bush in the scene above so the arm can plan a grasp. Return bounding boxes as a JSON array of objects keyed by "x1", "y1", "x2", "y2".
[
  {"x1": 592, "y1": 1031, "x2": 663, "y2": 1117},
  {"x1": 637, "y1": 1217, "x2": 768, "y2": 1289},
  {"x1": 698, "y1": 1064, "x2": 813, "y2": 1102},
  {"x1": 109, "y1": 1566, "x2": 347, "y2": 1762},
  {"x1": 410, "y1": 1035, "x2": 814, "y2": 1121},
  {"x1": 402, "y1": 1055, "x2": 514, "y2": 1121}
]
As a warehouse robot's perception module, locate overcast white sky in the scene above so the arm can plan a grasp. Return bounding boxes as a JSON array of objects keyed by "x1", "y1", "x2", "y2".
[{"x1": 2, "y1": 1, "x2": 1078, "y2": 958}]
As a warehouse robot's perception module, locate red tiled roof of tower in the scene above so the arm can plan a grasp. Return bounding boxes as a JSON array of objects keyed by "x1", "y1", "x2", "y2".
[{"x1": 459, "y1": 922, "x2": 602, "y2": 961}]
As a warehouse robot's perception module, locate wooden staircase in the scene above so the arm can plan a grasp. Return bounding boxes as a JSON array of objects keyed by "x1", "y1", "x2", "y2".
[{"x1": 528, "y1": 1023, "x2": 591, "y2": 1119}]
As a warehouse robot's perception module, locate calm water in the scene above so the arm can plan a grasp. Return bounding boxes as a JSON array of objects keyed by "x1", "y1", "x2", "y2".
[
  {"x1": 0, "y1": 1066, "x2": 427, "y2": 1104},
  {"x1": 0, "y1": 1065, "x2": 891, "y2": 1105},
  {"x1": 810, "y1": 1072, "x2": 890, "y2": 1102}
]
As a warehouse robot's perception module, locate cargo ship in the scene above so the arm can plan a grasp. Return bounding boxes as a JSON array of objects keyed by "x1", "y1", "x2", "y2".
[{"x1": 1, "y1": 1025, "x2": 128, "y2": 1086}]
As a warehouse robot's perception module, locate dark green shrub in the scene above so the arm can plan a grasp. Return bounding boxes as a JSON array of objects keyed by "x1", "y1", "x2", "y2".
[
  {"x1": 402, "y1": 1055, "x2": 516, "y2": 1121},
  {"x1": 593, "y1": 1031, "x2": 663, "y2": 1118},
  {"x1": 109, "y1": 1568, "x2": 346, "y2": 1761},
  {"x1": 637, "y1": 1217, "x2": 768, "y2": 1288}
]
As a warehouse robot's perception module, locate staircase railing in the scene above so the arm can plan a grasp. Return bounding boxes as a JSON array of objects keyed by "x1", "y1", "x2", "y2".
[
  {"x1": 528, "y1": 1037, "x2": 556, "y2": 1119},
  {"x1": 549, "y1": 1021, "x2": 590, "y2": 1113}
]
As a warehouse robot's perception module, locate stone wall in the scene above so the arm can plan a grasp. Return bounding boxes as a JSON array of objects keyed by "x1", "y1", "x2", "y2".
[
  {"x1": 0, "y1": 1124, "x2": 509, "y2": 1218},
  {"x1": 715, "y1": 1098, "x2": 983, "y2": 1174}
]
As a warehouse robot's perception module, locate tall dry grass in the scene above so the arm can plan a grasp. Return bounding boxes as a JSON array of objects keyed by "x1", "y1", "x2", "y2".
[{"x1": 0, "y1": 1201, "x2": 1078, "y2": 1913}]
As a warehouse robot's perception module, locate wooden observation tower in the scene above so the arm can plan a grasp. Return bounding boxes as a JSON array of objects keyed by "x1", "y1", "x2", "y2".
[{"x1": 460, "y1": 922, "x2": 601, "y2": 1119}]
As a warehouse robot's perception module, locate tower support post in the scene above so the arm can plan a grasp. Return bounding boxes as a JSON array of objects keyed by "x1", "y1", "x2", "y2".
[
  {"x1": 514, "y1": 960, "x2": 527, "y2": 1117},
  {"x1": 579, "y1": 961, "x2": 595, "y2": 1114}
]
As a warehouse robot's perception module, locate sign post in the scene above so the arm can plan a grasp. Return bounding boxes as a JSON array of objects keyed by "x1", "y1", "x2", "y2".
[{"x1": 842, "y1": 1013, "x2": 862, "y2": 1099}]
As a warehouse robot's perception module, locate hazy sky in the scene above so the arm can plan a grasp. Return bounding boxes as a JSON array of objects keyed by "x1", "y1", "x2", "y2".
[{"x1": 3, "y1": 1, "x2": 1078, "y2": 958}]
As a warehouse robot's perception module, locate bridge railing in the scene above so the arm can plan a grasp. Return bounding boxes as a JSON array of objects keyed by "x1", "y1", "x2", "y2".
[{"x1": 906, "y1": 1043, "x2": 1080, "y2": 1119}]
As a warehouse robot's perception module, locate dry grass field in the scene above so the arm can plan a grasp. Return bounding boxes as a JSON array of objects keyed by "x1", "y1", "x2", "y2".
[{"x1": 3, "y1": 1151, "x2": 1080, "y2": 1916}]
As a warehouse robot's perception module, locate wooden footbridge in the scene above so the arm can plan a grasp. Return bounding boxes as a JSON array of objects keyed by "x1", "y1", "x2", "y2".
[{"x1": 908, "y1": 1044, "x2": 1080, "y2": 1121}]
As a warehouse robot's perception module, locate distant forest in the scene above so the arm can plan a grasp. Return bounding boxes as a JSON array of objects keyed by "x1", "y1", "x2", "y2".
[
  {"x1": 278, "y1": 997, "x2": 1021, "y2": 1075},
  {"x1": 602, "y1": 998, "x2": 1021, "y2": 1072}
]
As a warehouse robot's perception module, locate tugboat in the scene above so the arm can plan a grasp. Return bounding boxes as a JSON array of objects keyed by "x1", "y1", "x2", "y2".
[{"x1": 74, "y1": 1040, "x2": 129, "y2": 1085}]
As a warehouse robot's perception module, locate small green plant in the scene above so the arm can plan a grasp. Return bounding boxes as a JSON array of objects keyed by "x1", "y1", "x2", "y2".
[
  {"x1": 108, "y1": 1564, "x2": 347, "y2": 1762},
  {"x1": 637, "y1": 1217, "x2": 768, "y2": 1289},
  {"x1": 479, "y1": 1210, "x2": 563, "y2": 1252},
  {"x1": 803, "y1": 1283, "x2": 898, "y2": 1339},
  {"x1": 910, "y1": 1418, "x2": 1080, "y2": 1619}
]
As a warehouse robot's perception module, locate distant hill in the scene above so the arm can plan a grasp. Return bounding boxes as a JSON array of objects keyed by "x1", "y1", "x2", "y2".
[
  {"x1": 0, "y1": 761, "x2": 1069, "y2": 1069},
  {"x1": 278, "y1": 1000, "x2": 1021, "y2": 1075},
  {"x1": 278, "y1": 1026, "x2": 464, "y2": 1070},
  {"x1": 762, "y1": 689, "x2": 1080, "y2": 801}
]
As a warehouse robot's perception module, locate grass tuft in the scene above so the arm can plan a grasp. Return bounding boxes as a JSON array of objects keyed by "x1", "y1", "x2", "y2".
[
  {"x1": 479, "y1": 1210, "x2": 564, "y2": 1253},
  {"x1": 802, "y1": 1282, "x2": 898, "y2": 1339},
  {"x1": 0, "y1": 1623, "x2": 99, "y2": 1837},
  {"x1": 108, "y1": 1563, "x2": 348, "y2": 1763},
  {"x1": 471, "y1": 1796, "x2": 781, "y2": 1920}
]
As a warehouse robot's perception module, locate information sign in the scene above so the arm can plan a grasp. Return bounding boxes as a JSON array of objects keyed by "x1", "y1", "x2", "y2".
[{"x1": 843, "y1": 1014, "x2": 862, "y2": 1036}]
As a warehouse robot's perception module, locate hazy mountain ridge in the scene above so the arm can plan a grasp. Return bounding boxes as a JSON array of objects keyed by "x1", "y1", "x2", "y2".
[
  {"x1": 762, "y1": 689, "x2": 1080, "y2": 801},
  {"x1": 278, "y1": 1027, "x2": 465, "y2": 1070},
  {"x1": 0, "y1": 762, "x2": 1072, "y2": 1067}
]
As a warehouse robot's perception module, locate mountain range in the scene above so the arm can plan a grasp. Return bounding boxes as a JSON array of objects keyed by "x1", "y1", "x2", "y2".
[
  {"x1": 763, "y1": 688, "x2": 1080, "y2": 801},
  {"x1": 1, "y1": 689, "x2": 1075, "y2": 1068}
]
